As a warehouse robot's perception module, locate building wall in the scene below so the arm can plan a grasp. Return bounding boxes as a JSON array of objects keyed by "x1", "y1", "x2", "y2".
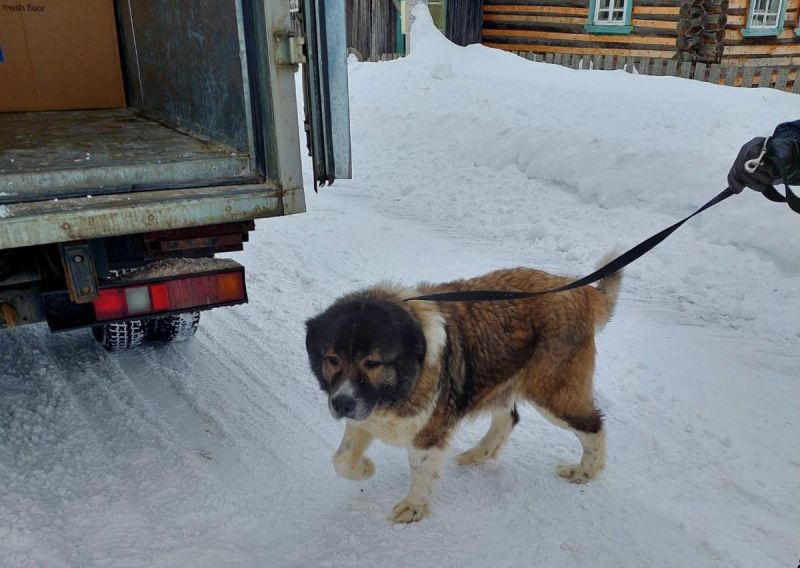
[
  {"x1": 481, "y1": 0, "x2": 800, "y2": 65},
  {"x1": 722, "y1": 0, "x2": 800, "y2": 66},
  {"x1": 481, "y1": 0, "x2": 680, "y2": 59}
]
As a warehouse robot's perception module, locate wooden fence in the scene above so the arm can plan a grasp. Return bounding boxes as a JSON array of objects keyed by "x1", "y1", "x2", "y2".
[
  {"x1": 351, "y1": 49, "x2": 800, "y2": 94},
  {"x1": 507, "y1": 51, "x2": 800, "y2": 93},
  {"x1": 346, "y1": 0, "x2": 399, "y2": 62}
]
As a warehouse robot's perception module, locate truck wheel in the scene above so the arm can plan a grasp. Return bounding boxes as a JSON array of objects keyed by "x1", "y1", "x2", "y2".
[
  {"x1": 92, "y1": 320, "x2": 147, "y2": 352},
  {"x1": 151, "y1": 312, "x2": 201, "y2": 343}
]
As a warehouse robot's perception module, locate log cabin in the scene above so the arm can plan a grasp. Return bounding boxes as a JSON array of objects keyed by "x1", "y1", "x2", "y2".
[{"x1": 477, "y1": 0, "x2": 800, "y2": 69}]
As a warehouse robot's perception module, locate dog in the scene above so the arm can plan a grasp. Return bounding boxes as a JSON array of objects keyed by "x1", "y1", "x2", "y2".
[{"x1": 305, "y1": 256, "x2": 621, "y2": 523}]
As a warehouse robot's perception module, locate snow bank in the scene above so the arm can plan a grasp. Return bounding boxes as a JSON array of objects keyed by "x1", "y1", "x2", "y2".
[
  {"x1": 0, "y1": 205, "x2": 10, "y2": 219},
  {"x1": 403, "y1": 5, "x2": 799, "y2": 273},
  {"x1": 337, "y1": 5, "x2": 799, "y2": 346}
]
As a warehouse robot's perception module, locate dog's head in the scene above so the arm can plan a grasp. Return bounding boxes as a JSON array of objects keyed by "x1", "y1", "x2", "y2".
[{"x1": 305, "y1": 295, "x2": 427, "y2": 422}]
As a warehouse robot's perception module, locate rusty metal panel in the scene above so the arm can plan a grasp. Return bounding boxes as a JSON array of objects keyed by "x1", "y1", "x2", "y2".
[
  {"x1": 142, "y1": 221, "x2": 254, "y2": 256},
  {"x1": 0, "y1": 287, "x2": 46, "y2": 328},
  {"x1": 115, "y1": 0, "x2": 253, "y2": 154},
  {"x1": 59, "y1": 242, "x2": 100, "y2": 303},
  {"x1": 0, "y1": 184, "x2": 284, "y2": 250}
]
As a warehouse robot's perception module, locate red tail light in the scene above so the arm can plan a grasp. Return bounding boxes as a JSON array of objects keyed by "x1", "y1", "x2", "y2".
[
  {"x1": 92, "y1": 269, "x2": 246, "y2": 322},
  {"x1": 94, "y1": 288, "x2": 127, "y2": 321},
  {"x1": 149, "y1": 283, "x2": 170, "y2": 311}
]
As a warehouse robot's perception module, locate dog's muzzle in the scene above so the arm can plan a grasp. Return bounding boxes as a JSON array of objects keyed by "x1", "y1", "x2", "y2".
[
  {"x1": 329, "y1": 393, "x2": 358, "y2": 420},
  {"x1": 328, "y1": 380, "x2": 369, "y2": 421}
]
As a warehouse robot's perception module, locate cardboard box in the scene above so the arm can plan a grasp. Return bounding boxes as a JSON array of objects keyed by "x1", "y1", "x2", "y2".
[{"x1": 0, "y1": 1, "x2": 126, "y2": 112}]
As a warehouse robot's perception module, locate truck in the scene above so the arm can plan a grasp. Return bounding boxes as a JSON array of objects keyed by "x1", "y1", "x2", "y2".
[{"x1": 0, "y1": 0, "x2": 351, "y2": 350}]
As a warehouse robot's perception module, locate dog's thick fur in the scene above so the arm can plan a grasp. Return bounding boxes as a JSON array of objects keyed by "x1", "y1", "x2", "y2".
[{"x1": 305, "y1": 257, "x2": 621, "y2": 523}]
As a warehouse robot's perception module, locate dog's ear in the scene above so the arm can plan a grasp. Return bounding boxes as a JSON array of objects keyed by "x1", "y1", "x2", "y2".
[{"x1": 305, "y1": 315, "x2": 323, "y2": 357}]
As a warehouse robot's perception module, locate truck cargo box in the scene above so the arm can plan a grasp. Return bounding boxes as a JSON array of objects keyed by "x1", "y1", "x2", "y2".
[{"x1": 0, "y1": 0, "x2": 351, "y2": 348}]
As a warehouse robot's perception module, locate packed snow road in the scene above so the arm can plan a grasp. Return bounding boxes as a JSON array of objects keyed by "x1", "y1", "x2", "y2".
[{"x1": 1, "y1": 10, "x2": 798, "y2": 568}]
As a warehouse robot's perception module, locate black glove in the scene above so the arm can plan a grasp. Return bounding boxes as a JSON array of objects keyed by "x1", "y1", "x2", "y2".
[
  {"x1": 765, "y1": 137, "x2": 800, "y2": 187},
  {"x1": 727, "y1": 137, "x2": 779, "y2": 194}
]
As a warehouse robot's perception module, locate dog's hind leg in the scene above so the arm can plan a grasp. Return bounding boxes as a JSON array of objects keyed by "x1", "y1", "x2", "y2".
[
  {"x1": 333, "y1": 422, "x2": 375, "y2": 481},
  {"x1": 521, "y1": 343, "x2": 606, "y2": 484},
  {"x1": 555, "y1": 423, "x2": 605, "y2": 484},
  {"x1": 535, "y1": 405, "x2": 605, "y2": 484},
  {"x1": 456, "y1": 404, "x2": 520, "y2": 466}
]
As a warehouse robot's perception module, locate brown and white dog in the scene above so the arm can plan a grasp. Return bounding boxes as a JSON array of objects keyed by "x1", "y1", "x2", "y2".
[{"x1": 305, "y1": 257, "x2": 621, "y2": 523}]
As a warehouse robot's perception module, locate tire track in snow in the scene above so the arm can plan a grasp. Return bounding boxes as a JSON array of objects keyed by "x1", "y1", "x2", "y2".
[
  {"x1": 1, "y1": 327, "x2": 265, "y2": 565},
  {"x1": 42, "y1": 333, "x2": 248, "y2": 563},
  {"x1": 2, "y1": 328, "x2": 162, "y2": 566}
]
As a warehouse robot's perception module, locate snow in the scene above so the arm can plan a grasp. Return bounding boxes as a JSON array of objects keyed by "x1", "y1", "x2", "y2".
[
  {"x1": 117, "y1": 258, "x2": 242, "y2": 281},
  {"x1": 0, "y1": 205, "x2": 10, "y2": 219},
  {"x1": 0, "y1": 6, "x2": 798, "y2": 567}
]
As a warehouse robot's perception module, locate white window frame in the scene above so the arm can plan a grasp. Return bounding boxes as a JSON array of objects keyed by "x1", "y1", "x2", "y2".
[
  {"x1": 748, "y1": 0, "x2": 783, "y2": 29},
  {"x1": 593, "y1": 0, "x2": 630, "y2": 27}
]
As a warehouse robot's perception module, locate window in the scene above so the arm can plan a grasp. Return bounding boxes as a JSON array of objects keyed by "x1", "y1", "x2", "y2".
[
  {"x1": 595, "y1": 0, "x2": 628, "y2": 25},
  {"x1": 743, "y1": 0, "x2": 788, "y2": 36},
  {"x1": 749, "y1": 0, "x2": 782, "y2": 28},
  {"x1": 586, "y1": 0, "x2": 633, "y2": 34}
]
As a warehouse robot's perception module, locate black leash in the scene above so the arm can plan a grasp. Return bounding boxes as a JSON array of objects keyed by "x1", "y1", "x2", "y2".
[
  {"x1": 764, "y1": 182, "x2": 800, "y2": 214},
  {"x1": 406, "y1": 187, "x2": 736, "y2": 303}
]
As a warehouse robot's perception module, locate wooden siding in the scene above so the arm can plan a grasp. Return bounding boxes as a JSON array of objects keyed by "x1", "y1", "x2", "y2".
[
  {"x1": 722, "y1": 0, "x2": 800, "y2": 64},
  {"x1": 482, "y1": 0, "x2": 680, "y2": 59},
  {"x1": 481, "y1": 1, "x2": 800, "y2": 65}
]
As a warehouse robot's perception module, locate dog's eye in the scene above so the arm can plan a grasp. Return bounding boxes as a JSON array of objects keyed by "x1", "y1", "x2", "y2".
[
  {"x1": 324, "y1": 355, "x2": 341, "y2": 366},
  {"x1": 364, "y1": 360, "x2": 383, "y2": 370}
]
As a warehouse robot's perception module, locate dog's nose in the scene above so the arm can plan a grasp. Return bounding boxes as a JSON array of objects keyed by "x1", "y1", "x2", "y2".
[{"x1": 330, "y1": 394, "x2": 356, "y2": 419}]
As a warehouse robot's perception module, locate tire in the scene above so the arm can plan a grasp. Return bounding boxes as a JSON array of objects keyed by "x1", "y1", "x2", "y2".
[
  {"x1": 92, "y1": 320, "x2": 147, "y2": 352},
  {"x1": 151, "y1": 312, "x2": 201, "y2": 343}
]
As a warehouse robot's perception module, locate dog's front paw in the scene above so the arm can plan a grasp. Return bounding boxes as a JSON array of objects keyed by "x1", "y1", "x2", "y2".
[
  {"x1": 391, "y1": 499, "x2": 430, "y2": 524},
  {"x1": 333, "y1": 455, "x2": 375, "y2": 481},
  {"x1": 556, "y1": 464, "x2": 594, "y2": 484}
]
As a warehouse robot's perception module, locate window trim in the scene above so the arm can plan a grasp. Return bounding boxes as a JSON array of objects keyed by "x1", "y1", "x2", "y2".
[
  {"x1": 585, "y1": 0, "x2": 634, "y2": 35},
  {"x1": 742, "y1": 0, "x2": 788, "y2": 37}
]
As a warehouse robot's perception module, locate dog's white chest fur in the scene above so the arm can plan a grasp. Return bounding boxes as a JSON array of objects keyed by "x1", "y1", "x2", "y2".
[{"x1": 359, "y1": 409, "x2": 431, "y2": 447}]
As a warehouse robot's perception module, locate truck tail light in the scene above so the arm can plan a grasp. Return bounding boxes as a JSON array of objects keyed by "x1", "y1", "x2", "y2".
[
  {"x1": 92, "y1": 269, "x2": 246, "y2": 322},
  {"x1": 94, "y1": 288, "x2": 127, "y2": 320}
]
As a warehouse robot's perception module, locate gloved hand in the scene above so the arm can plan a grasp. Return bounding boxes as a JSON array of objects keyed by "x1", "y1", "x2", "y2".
[
  {"x1": 728, "y1": 136, "x2": 800, "y2": 193},
  {"x1": 765, "y1": 137, "x2": 800, "y2": 186},
  {"x1": 727, "y1": 137, "x2": 779, "y2": 194}
]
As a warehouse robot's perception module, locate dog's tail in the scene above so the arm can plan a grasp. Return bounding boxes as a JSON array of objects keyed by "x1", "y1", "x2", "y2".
[{"x1": 593, "y1": 252, "x2": 622, "y2": 330}]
